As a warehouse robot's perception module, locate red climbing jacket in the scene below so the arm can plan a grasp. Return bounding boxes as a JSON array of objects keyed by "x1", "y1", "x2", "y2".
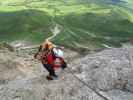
[
  {"x1": 36, "y1": 47, "x2": 65, "y2": 71},
  {"x1": 46, "y1": 52, "x2": 64, "y2": 70}
]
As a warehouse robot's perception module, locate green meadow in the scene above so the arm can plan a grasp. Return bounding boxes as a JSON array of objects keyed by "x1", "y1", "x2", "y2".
[{"x1": 0, "y1": 0, "x2": 133, "y2": 50}]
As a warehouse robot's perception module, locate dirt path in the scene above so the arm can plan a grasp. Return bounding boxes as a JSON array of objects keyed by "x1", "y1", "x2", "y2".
[
  {"x1": 47, "y1": 24, "x2": 61, "y2": 41},
  {"x1": 18, "y1": 24, "x2": 61, "y2": 50}
]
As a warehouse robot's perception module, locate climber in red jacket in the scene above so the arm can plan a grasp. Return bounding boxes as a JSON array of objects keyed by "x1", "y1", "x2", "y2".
[
  {"x1": 40, "y1": 49, "x2": 67, "y2": 80},
  {"x1": 34, "y1": 40, "x2": 67, "y2": 80}
]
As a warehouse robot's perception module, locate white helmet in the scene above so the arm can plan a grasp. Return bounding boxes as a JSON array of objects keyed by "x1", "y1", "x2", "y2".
[{"x1": 53, "y1": 48, "x2": 64, "y2": 58}]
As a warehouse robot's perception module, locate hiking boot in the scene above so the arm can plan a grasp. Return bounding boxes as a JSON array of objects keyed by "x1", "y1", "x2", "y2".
[
  {"x1": 46, "y1": 75, "x2": 53, "y2": 80},
  {"x1": 51, "y1": 74, "x2": 58, "y2": 80},
  {"x1": 46, "y1": 75, "x2": 58, "y2": 80}
]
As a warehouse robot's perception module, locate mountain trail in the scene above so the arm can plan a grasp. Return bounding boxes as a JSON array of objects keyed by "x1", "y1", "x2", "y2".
[{"x1": 12, "y1": 24, "x2": 62, "y2": 50}]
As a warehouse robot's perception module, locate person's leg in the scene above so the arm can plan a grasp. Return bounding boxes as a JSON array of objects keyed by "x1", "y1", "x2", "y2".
[{"x1": 43, "y1": 64, "x2": 57, "y2": 77}]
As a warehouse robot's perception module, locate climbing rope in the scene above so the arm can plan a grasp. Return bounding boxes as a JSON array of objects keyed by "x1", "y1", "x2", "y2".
[{"x1": 65, "y1": 66, "x2": 109, "y2": 100}]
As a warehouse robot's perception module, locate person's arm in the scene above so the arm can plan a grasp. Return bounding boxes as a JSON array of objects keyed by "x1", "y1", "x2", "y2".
[
  {"x1": 38, "y1": 45, "x2": 42, "y2": 52},
  {"x1": 34, "y1": 45, "x2": 42, "y2": 59}
]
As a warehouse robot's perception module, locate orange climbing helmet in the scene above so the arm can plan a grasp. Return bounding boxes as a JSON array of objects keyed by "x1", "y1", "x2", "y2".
[{"x1": 42, "y1": 40, "x2": 54, "y2": 50}]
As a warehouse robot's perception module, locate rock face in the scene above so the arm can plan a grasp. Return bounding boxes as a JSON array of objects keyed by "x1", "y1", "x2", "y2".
[
  {"x1": 72, "y1": 47, "x2": 133, "y2": 100},
  {"x1": 0, "y1": 46, "x2": 133, "y2": 100}
]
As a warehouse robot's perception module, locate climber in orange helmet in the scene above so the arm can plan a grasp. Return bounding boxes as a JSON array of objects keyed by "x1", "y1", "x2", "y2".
[
  {"x1": 39, "y1": 39, "x2": 55, "y2": 51},
  {"x1": 34, "y1": 40, "x2": 67, "y2": 80}
]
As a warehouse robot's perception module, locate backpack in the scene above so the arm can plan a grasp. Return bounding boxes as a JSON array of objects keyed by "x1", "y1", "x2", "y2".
[{"x1": 52, "y1": 47, "x2": 64, "y2": 58}]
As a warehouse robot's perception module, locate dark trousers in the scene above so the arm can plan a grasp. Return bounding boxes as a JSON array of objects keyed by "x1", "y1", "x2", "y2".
[
  {"x1": 43, "y1": 64, "x2": 56, "y2": 77},
  {"x1": 43, "y1": 61, "x2": 67, "y2": 76}
]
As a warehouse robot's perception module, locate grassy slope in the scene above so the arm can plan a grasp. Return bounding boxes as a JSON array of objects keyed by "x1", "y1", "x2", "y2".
[
  {"x1": 0, "y1": 0, "x2": 54, "y2": 44},
  {"x1": 0, "y1": 9, "x2": 52, "y2": 43},
  {"x1": 0, "y1": 0, "x2": 133, "y2": 50},
  {"x1": 52, "y1": 4, "x2": 133, "y2": 50}
]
